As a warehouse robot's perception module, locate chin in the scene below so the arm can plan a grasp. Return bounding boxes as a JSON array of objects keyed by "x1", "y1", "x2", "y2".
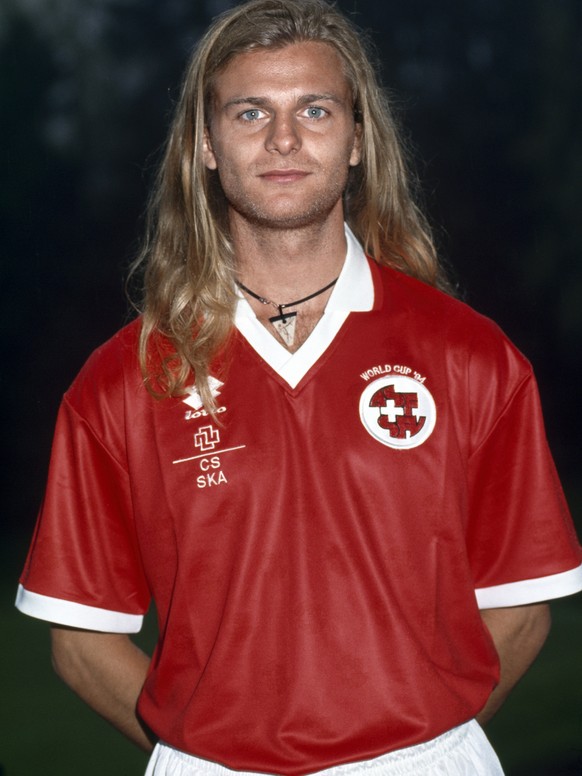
[{"x1": 233, "y1": 200, "x2": 342, "y2": 231}]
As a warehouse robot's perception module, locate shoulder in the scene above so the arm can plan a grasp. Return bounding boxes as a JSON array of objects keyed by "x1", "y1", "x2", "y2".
[
  {"x1": 375, "y1": 261, "x2": 495, "y2": 333},
  {"x1": 64, "y1": 318, "x2": 144, "y2": 420},
  {"x1": 374, "y1": 262, "x2": 532, "y2": 382}
]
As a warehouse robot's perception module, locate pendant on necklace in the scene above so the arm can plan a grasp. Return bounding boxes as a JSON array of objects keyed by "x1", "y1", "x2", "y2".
[{"x1": 269, "y1": 311, "x2": 297, "y2": 347}]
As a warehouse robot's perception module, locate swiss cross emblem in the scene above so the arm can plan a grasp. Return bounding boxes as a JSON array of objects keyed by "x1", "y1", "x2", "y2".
[
  {"x1": 359, "y1": 376, "x2": 436, "y2": 449},
  {"x1": 194, "y1": 425, "x2": 220, "y2": 452}
]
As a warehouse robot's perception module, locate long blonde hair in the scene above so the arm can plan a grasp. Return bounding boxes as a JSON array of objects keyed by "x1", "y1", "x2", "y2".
[{"x1": 131, "y1": 0, "x2": 451, "y2": 409}]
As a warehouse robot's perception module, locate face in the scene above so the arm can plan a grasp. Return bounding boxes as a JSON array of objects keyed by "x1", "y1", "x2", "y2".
[{"x1": 203, "y1": 41, "x2": 362, "y2": 231}]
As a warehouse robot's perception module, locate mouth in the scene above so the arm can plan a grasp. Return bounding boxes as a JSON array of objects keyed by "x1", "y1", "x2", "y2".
[{"x1": 259, "y1": 169, "x2": 310, "y2": 183}]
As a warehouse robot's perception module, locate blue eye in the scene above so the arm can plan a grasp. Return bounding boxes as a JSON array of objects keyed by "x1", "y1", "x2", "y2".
[
  {"x1": 305, "y1": 107, "x2": 326, "y2": 119},
  {"x1": 241, "y1": 109, "x2": 263, "y2": 121}
]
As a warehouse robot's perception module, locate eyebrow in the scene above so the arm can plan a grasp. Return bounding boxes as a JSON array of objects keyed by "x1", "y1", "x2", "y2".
[{"x1": 222, "y1": 93, "x2": 346, "y2": 111}]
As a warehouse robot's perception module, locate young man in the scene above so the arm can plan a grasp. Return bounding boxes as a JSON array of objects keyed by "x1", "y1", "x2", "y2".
[{"x1": 16, "y1": 1, "x2": 582, "y2": 774}]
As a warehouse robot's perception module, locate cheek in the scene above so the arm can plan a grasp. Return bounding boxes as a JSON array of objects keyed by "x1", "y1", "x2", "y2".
[
  {"x1": 214, "y1": 154, "x2": 255, "y2": 198},
  {"x1": 317, "y1": 130, "x2": 360, "y2": 165},
  {"x1": 215, "y1": 154, "x2": 248, "y2": 185},
  {"x1": 212, "y1": 137, "x2": 251, "y2": 170}
]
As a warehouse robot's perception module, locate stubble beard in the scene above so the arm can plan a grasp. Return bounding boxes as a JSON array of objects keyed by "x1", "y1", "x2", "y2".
[{"x1": 219, "y1": 167, "x2": 350, "y2": 232}]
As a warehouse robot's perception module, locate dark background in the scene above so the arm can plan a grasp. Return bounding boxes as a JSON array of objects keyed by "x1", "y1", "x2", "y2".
[{"x1": 1, "y1": 1, "x2": 581, "y2": 774}]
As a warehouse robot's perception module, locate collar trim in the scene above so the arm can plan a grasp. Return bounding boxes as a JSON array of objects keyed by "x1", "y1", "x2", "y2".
[{"x1": 234, "y1": 225, "x2": 374, "y2": 387}]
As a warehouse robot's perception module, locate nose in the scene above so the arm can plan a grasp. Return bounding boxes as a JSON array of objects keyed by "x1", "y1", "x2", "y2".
[{"x1": 265, "y1": 112, "x2": 301, "y2": 155}]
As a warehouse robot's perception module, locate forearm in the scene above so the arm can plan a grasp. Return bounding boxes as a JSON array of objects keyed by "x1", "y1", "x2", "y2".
[
  {"x1": 50, "y1": 625, "x2": 155, "y2": 751},
  {"x1": 477, "y1": 602, "x2": 551, "y2": 725}
]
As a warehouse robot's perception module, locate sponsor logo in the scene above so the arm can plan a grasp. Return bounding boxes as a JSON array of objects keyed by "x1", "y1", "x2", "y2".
[
  {"x1": 183, "y1": 377, "x2": 223, "y2": 411},
  {"x1": 359, "y1": 375, "x2": 436, "y2": 449},
  {"x1": 193, "y1": 425, "x2": 221, "y2": 453},
  {"x1": 173, "y1": 425, "x2": 246, "y2": 490},
  {"x1": 176, "y1": 379, "x2": 244, "y2": 489},
  {"x1": 185, "y1": 406, "x2": 227, "y2": 421}
]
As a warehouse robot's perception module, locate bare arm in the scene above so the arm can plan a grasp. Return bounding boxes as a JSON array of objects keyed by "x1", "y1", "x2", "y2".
[
  {"x1": 477, "y1": 602, "x2": 551, "y2": 725},
  {"x1": 50, "y1": 625, "x2": 155, "y2": 751}
]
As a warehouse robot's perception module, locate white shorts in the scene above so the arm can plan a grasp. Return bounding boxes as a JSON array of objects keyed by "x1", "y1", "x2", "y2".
[{"x1": 144, "y1": 720, "x2": 504, "y2": 776}]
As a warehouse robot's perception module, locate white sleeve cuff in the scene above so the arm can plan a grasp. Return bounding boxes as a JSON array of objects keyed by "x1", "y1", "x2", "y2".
[
  {"x1": 15, "y1": 585, "x2": 144, "y2": 633},
  {"x1": 475, "y1": 564, "x2": 582, "y2": 609}
]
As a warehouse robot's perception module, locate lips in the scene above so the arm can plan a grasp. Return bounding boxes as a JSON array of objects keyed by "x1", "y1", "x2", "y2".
[{"x1": 259, "y1": 169, "x2": 310, "y2": 183}]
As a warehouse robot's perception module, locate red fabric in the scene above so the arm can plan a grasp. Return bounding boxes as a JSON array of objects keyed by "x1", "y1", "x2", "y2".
[{"x1": 20, "y1": 262, "x2": 581, "y2": 775}]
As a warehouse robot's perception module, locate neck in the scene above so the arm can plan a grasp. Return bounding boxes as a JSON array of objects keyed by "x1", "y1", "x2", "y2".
[
  {"x1": 231, "y1": 209, "x2": 348, "y2": 352},
  {"x1": 231, "y1": 209, "x2": 347, "y2": 299}
]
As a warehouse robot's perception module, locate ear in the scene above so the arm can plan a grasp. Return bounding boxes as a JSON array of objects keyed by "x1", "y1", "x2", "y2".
[
  {"x1": 349, "y1": 122, "x2": 363, "y2": 167},
  {"x1": 202, "y1": 127, "x2": 218, "y2": 170}
]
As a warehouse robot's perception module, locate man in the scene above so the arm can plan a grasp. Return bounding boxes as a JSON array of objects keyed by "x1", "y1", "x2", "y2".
[{"x1": 16, "y1": 1, "x2": 582, "y2": 774}]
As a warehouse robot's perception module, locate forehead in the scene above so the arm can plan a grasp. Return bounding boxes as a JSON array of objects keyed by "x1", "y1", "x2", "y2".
[{"x1": 211, "y1": 41, "x2": 352, "y2": 104}]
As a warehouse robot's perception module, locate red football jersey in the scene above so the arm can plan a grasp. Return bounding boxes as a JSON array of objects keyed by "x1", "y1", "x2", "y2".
[{"x1": 17, "y1": 237, "x2": 582, "y2": 775}]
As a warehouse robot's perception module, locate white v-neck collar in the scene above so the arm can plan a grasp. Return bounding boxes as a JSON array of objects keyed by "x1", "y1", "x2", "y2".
[{"x1": 234, "y1": 225, "x2": 374, "y2": 388}]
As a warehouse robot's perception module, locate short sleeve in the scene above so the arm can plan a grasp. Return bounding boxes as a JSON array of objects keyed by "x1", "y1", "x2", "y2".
[
  {"x1": 16, "y1": 394, "x2": 151, "y2": 632},
  {"x1": 467, "y1": 368, "x2": 582, "y2": 608}
]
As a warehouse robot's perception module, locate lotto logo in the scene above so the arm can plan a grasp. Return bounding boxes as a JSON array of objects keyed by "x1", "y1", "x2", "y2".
[
  {"x1": 359, "y1": 376, "x2": 436, "y2": 449},
  {"x1": 182, "y1": 377, "x2": 223, "y2": 411},
  {"x1": 194, "y1": 425, "x2": 220, "y2": 453}
]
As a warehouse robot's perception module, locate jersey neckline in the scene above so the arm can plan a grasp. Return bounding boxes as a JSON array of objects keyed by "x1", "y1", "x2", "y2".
[{"x1": 234, "y1": 225, "x2": 376, "y2": 388}]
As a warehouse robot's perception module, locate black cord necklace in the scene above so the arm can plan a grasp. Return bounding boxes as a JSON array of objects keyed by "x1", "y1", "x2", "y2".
[{"x1": 236, "y1": 276, "x2": 339, "y2": 347}]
